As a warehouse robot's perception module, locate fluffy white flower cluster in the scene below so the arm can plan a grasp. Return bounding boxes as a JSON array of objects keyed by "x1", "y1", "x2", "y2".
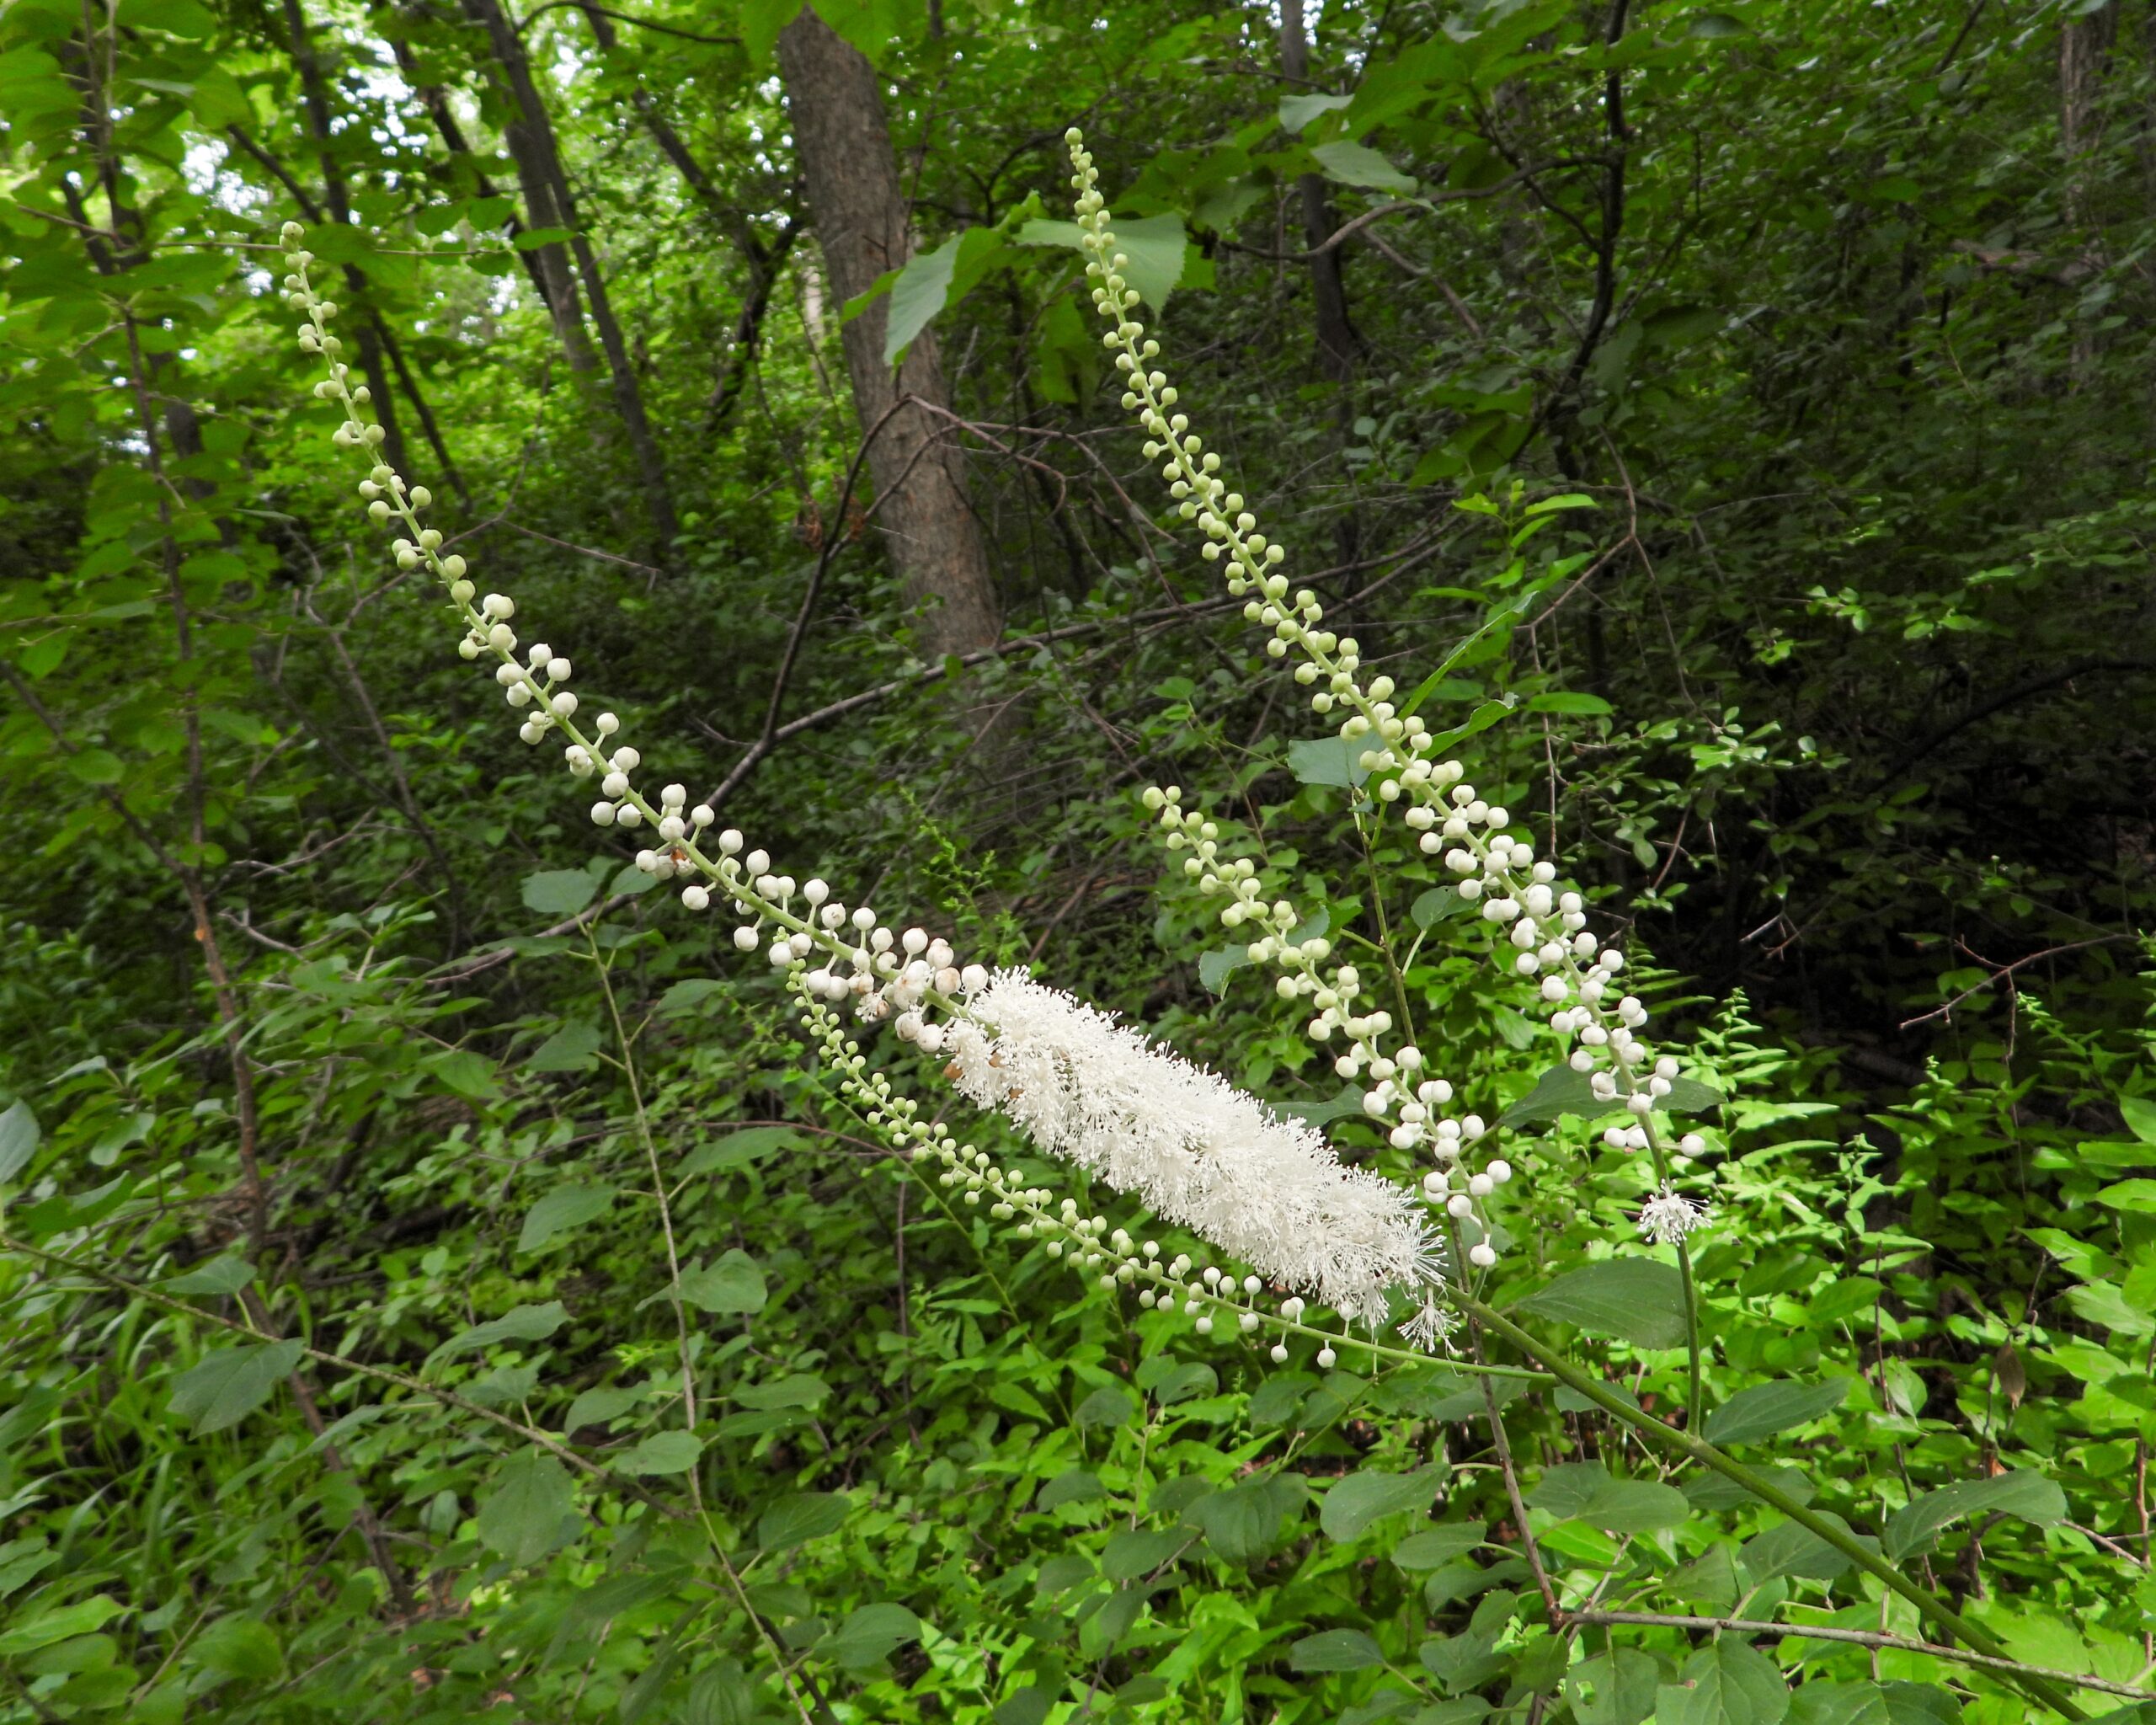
[
  {"x1": 1066, "y1": 132, "x2": 1714, "y2": 1252},
  {"x1": 947, "y1": 973, "x2": 1439, "y2": 1326}
]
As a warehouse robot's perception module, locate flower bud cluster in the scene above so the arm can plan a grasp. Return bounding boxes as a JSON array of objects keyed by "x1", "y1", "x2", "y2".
[
  {"x1": 1064, "y1": 140, "x2": 1713, "y2": 1247},
  {"x1": 280, "y1": 221, "x2": 987, "y2": 1054},
  {"x1": 1146, "y1": 785, "x2": 1513, "y2": 1282}
]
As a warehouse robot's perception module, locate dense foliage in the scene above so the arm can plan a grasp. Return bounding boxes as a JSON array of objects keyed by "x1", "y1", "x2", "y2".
[{"x1": 1, "y1": 0, "x2": 2152, "y2": 1721}]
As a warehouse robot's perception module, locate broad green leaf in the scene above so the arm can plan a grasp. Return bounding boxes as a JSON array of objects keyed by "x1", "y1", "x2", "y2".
[
  {"x1": 1502, "y1": 1062, "x2": 1724, "y2": 1127},
  {"x1": 1287, "y1": 732, "x2": 1370, "y2": 787},
  {"x1": 476, "y1": 1449, "x2": 579, "y2": 1566},
  {"x1": 2093, "y1": 1179, "x2": 2156, "y2": 1215},
  {"x1": 659, "y1": 979, "x2": 727, "y2": 1012},
  {"x1": 756, "y1": 1491, "x2": 850, "y2": 1549},
  {"x1": 1392, "y1": 1524, "x2": 1486, "y2": 1570},
  {"x1": 526, "y1": 1020, "x2": 603, "y2": 1073},
  {"x1": 734, "y1": 1370, "x2": 826, "y2": 1409},
  {"x1": 1657, "y1": 1637, "x2": 1790, "y2": 1725},
  {"x1": 1529, "y1": 1461, "x2": 1688, "y2": 1533},
  {"x1": 428, "y1": 1301, "x2": 568, "y2": 1366},
  {"x1": 1102, "y1": 1528, "x2": 1183, "y2": 1581},
  {"x1": 1569, "y1": 1648, "x2": 1662, "y2": 1725},
  {"x1": 686, "y1": 1658, "x2": 758, "y2": 1725},
  {"x1": 1019, "y1": 211, "x2": 1187, "y2": 308},
  {"x1": 563, "y1": 1385, "x2": 641, "y2": 1433},
  {"x1": 879, "y1": 227, "x2": 1010, "y2": 363},
  {"x1": 1292, "y1": 1628, "x2": 1386, "y2": 1671},
  {"x1": 1311, "y1": 139, "x2": 1417, "y2": 193},
  {"x1": 739, "y1": 0, "x2": 802, "y2": 66},
  {"x1": 518, "y1": 1183, "x2": 615, "y2": 1252},
  {"x1": 428, "y1": 1048, "x2": 499, "y2": 1101},
  {"x1": 1321, "y1": 1463, "x2": 1447, "y2": 1541},
  {"x1": 1528, "y1": 690, "x2": 1614, "y2": 716},
  {"x1": 1278, "y1": 92, "x2": 1352, "y2": 131},
  {"x1": 1037, "y1": 1469, "x2": 1106, "y2": 1511},
  {"x1": 1880, "y1": 1685, "x2": 1962, "y2": 1724},
  {"x1": 1741, "y1": 1515, "x2": 1862, "y2": 1584},
  {"x1": 1882, "y1": 1471, "x2": 2066, "y2": 1560},
  {"x1": 1412, "y1": 886, "x2": 1471, "y2": 928},
  {"x1": 2120, "y1": 1096, "x2": 2156, "y2": 1145},
  {"x1": 825, "y1": 1602, "x2": 921, "y2": 1670},
  {"x1": 618, "y1": 1429, "x2": 702, "y2": 1474},
  {"x1": 190, "y1": 1615, "x2": 281, "y2": 1682},
  {"x1": 161, "y1": 1253, "x2": 254, "y2": 1296},
  {"x1": 678, "y1": 1248, "x2": 768, "y2": 1314},
  {"x1": 1075, "y1": 1382, "x2": 1137, "y2": 1428},
  {"x1": 1518, "y1": 1260, "x2": 1689, "y2": 1348},
  {"x1": 0, "y1": 1098, "x2": 40, "y2": 1183},
  {"x1": 168, "y1": 1339, "x2": 302, "y2": 1434},
  {"x1": 520, "y1": 868, "x2": 600, "y2": 917},
  {"x1": 0, "y1": 1596, "x2": 122, "y2": 1658},
  {"x1": 1704, "y1": 1379, "x2": 1852, "y2": 1446},
  {"x1": 1789, "y1": 1682, "x2": 1891, "y2": 1725},
  {"x1": 680, "y1": 1126, "x2": 801, "y2": 1176}
]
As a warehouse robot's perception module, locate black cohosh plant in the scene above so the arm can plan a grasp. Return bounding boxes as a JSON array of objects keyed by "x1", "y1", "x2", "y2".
[{"x1": 260, "y1": 126, "x2": 2105, "y2": 1721}]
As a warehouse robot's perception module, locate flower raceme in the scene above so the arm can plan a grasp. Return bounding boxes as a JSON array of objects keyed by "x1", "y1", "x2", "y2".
[{"x1": 275, "y1": 123, "x2": 1714, "y2": 1365}]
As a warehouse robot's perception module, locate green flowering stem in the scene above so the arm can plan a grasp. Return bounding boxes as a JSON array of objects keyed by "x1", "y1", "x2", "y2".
[{"x1": 1458, "y1": 1295, "x2": 2089, "y2": 1721}]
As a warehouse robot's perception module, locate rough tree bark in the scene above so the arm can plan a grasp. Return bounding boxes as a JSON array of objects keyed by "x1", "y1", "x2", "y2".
[
  {"x1": 776, "y1": 8, "x2": 1001, "y2": 662},
  {"x1": 461, "y1": 0, "x2": 683, "y2": 558},
  {"x1": 2059, "y1": 0, "x2": 2116, "y2": 385}
]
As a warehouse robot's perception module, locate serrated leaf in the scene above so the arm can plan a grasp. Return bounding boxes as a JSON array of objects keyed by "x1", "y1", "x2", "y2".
[
  {"x1": 1704, "y1": 1379, "x2": 1852, "y2": 1446},
  {"x1": 677, "y1": 1248, "x2": 766, "y2": 1314},
  {"x1": 476, "y1": 1448, "x2": 579, "y2": 1566},
  {"x1": 1657, "y1": 1637, "x2": 1790, "y2": 1725},
  {"x1": 520, "y1": 868, "x2": 600, "y2": 916},
  {"x1": 168, "y1": 1339, "x2": 302, "y2": 1434},
  {"x1": 1518, "y1": 1260, "x2": 1688, "y2": 1348},
  {"x1": 1321, "y1": 1463, "x2": 1447, "y2": 1541},
  {"x1": 756, "y1": 1491, "x2": 849, "y2": 1549},
  {"x1": 162, "y1": 1254, "x2": 255, "y2": 1296},
  {"x1": 1881, "y1": 1471, "x2": 2066, "y2": 1560},
  {"x1": 0, "y1": 1098, "x2": 40, "y2": 1183},
  {"x1": 618, "y1": 1429, "x2": 702, "y2": 1474},
  {"x1": 518, "y1": 1185, "x2": 615, "y2": 1253},
  {"x1": 1019, "y1": 211, "x2": 1187, "y2": 307}
]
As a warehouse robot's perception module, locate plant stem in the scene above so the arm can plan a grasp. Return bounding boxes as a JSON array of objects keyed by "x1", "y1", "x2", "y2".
[{"x1": 1459, "y1": 1295, "x2": 2087, "y2": 1721}]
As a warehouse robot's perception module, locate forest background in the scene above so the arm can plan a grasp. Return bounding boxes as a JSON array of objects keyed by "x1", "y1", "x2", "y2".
[{"x1": 1, "y1": 0, "x2": 2153, "y2": 1719}]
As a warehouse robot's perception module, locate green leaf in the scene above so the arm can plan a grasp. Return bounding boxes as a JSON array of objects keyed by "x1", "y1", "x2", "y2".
[
  {"x1": 0, "y1": 1098, "x2": 40, "y2": 1183},
  {"x1": 1278, "y1": 92, "x2": 1352, "y2": 131},
  {"x1": 168, "y1": 1339, "x2": 302, "y2": 1434},
  {"x1": 1321, "y1": 1463, "x2": 1447, "y2": 1541},
  {"x1": 1741, "y1": 1515, "x2": 1862, "y2": 1584},
  {"x1": 1287, "y1": 733, "x2": 1370, "y2": 787},
  {"x1": 1291, "y1": 1628, "x2": 1387, "y2": 1672},
  {"x1": 1529, "y1": 1461, "x2": 1689, "y2": 1533},
  {"x1": 824, "y1": 1602, "x2": 921, "y2": 1670},
  {"x1": 1657, "y1": 1638, "x2": 1790, "y2": 1725},
  {"x1": 1687, "y1": 11, "x2": 1749, "y2": 36},
  {"x1": 428, "y1": 1048, "x2": 500, "y2": 1101},
  {"x1": 1881, "y1": 1471, "x2": 2066, "y2": 1560},
  {"x1": 1880, "y1": 1685, "x2": 1962, "y2": 1725},
  {"x1": 1570, "y1": 1648, "x2": 1663, "y2": 1725},
  {"x1": 678, "y1": 1249, "x2": 767, "y2": 1314},
  {"x1": 1704, "y1": 1379, "x2": 1852, "y2": 1446},
  {"x1": 1788, "y1": 1682, "x2": 1891, "y2": 1725},
  {"x1": 1527, "y1": 690, "x2": 1614, "y2": 716},
  {"x1": 1198, "y1": 945, "x2": 1247, "y2": 994},
  {"x1": 878, "y1": 227, "x2": 1010, "y2": 363},
  {"x1": 1518, "y1": 1260, "x2": 1689, "y2": 1348},
  {"x1": 476, "y1": 1449, "x2": 579, "y2": 1566},
  {"x1": 1393, "y1": 1524, "x2": 1486, "y2": 1570},
  {"x1": 520, "y1": 868, "x2": 600, "y2": 916},
  {"x1": 1310, "y1": 139, "x2": 1417, "y2": 193},
  {"x1": 1412, "y1": 886, "x2": 1471, "y2": 929},
  {"x1": 1502, "y1": 1063, "x2": 1724, "y2": 1127},
  {"x1": 686, "y1": 1658, "x2": 759, "y2": 1725},
  {"x1": 190, "y1": 1615, "x2": 281, "y2": 1683},
  {"x1": 563, "y1": 1385, "x2": 640, "y2": 1434},
  {"x1": 738, "y1": 0, "x2": 802, "y2": 66},
  {"x1": 1017, "y1": 211, "x2": 1187, "y2": 307},
  {"x1": 519, "y1": 1184, "x2": 616, "y2": 1252},
  {"x1": 679, "y1": 1126, "x2": 800, "y2": 1176},
  {"x1": 756, "y1": 1491, "x2": 850, "y2": 1549},
  {"x1": 1102, "y1": 1528, "x2": 1184, "y2": 1581},
  {"x1": 162, "y1": 1254, "x2": 255, "y2": 1296},
  {"x1": 428, "y1": 1301, "x2": 568, "y2": 1366},
  {"x1": 659, "y1": 979, "x2": 727, "y2": 1012},
  {"x1": 1036, "y1": 1468, "x2": 1106, "y2": 1511},
  {"x1": 1075, "y1": 1382, "x2": 1137, "y2": 1428},
  {"x1": 2120, "y1": 1096, "x2": 2156, "y2": 1145},
  {"x1": 0, "y1": 1596, "x2": 122, "y2": 1658},
  {"x1": 993, "y1": 1689, "x2": 1057, "y2": 1725},
  {"x1": 65, "y1": 748, "x2": 123, "y2": 785},
  {"x1": 526, "y1": 1020, "x2": 603, "y2": 1073},
  {"x1": 2094, "y1": 1179, "x2": 2156, "y2": 1214},
  {"x1": 618, "y1": 1429, "x2": 702, "y2": 1474}
]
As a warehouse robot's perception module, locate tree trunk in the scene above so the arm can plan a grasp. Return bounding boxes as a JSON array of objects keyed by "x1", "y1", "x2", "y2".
[
  {"x1": 461, "y1": 0, "x2": 680, "y2": 558},
  {"x1": 2060, "y1": 1, "x2": 2116, "y2": 384},
  {"x1": 776, "y1": 8, "x2": 1001, "y2": 663}
]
